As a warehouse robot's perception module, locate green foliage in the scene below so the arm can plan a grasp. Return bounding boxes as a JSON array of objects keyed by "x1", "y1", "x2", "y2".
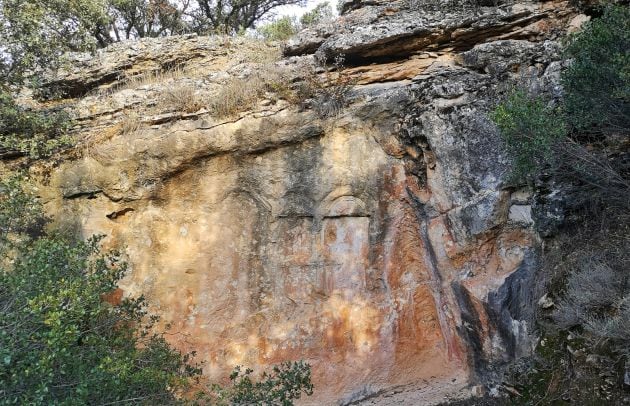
[
  {"x1": 489, "y1": 89, "x2": 566, "y2": 181},
  {"x1": 210, "y1": 361, "x2": 314, "y2": 405},
  {"x1": 0, "y1": 179, "x2": 201, "y2": 405},
  {"x1": 0, "y1": 90, "x2": 73, "y2": 159},
  {"x1": 257, "y1": 2, "x2": 334, "y2": 41},
  {"x1": 490, "y1": 6, "x2": 629, "y2": 182},
  {"x1": 194, "y1": 0, "x2": 305, "y2": 34},
  {"x1": 562, "y1": 4, "x2": 630, "y2": 134},
  {"x1": 0, "y1": 176, "x2": 44, "y2": 250},
  {"x1": 105, "y1": 0, "x2": 189, "y2": 43},
  {"x1": 300, "y1": 2, "x2": 333, "y2": 27},
  {"x1": 488, "y1": 6, "x2": 630, "y2": 403},
  {"x1": 0, "y1": 0, "x2": 306, "y2": 85},
  {"x1": 0, "y1": 0, "x2": 109, "y2": 85},
  {"x1": 257, "y1": 16, "x2": 299, "y2": 41}
]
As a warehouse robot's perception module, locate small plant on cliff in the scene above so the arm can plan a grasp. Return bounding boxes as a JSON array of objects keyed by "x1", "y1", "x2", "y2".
[
  {"x1": 294, "y1": 54, "x2": 355, "y2": 118},
  {"x1": 160, "y1": 84, "x2": 207, "y2": 114},
  {"x1": 489, "y1": 89, "x2": 566, "y2": 182}
]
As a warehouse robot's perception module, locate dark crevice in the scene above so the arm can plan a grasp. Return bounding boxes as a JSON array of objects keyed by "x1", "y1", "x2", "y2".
[
  {"x1": 64, "y1": 190, "x2": 103, "y2": 200},
  {"x1": 406, "y1": 186, "x2": 461, "y2": 358},
  {"x1": 106, "y1": 207, "x2": 135, "y2": 220},
  {"x1": 43, "y1": 69, "x2": 131, "y2": 100},
  {"x1": 63, "y1": 189, "x2": 123, "y2": 203},
  {"x1": 322, "y1": 214, "x2": 370, "y2": 219}
]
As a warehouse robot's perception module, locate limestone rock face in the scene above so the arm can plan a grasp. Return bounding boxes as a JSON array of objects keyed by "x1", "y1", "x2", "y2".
[{"x1": 27, "y1": 1, "x2": 581, "y2": 404}]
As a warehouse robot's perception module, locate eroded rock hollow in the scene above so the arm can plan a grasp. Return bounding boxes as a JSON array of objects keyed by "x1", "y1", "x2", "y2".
[{"x1": 33, "y1": 1, "x2": 586, "y2": 403}]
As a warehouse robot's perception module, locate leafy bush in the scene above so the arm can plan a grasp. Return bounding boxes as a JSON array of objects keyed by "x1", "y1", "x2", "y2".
[
  {"x1": 0, "y1": 176, "x2": 44, "y2": 248},
  {"x1": 257, "y1": 16, "x2": 299, "y2": 41},
  {"x1": 209, "y1": 361, "x2": 314, "y2": 405},
  {"x1": 562, "y1": 4, "x2": 630, "y2": 134},
  {"x1": 0, "y1": 90, "x2": 73, "y2": 159},
  {"x1": 0, "y1": 237, "x2": 202, "y2": 405},
  {"x1": 0, "y1": 0, "x2": 108, "y2": 84},
  {"x1": 489, "y1": 89, "x2": 566, "y2": 181},
  {"x1": 300, "y1": 2, "x2": 334, "y2": 27}
]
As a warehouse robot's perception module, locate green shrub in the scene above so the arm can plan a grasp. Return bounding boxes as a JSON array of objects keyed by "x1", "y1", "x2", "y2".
[
  {"x1": 490, "y1": 6, "x2": 630, "y2": 182},
  {"x1": 0, "y1": 90, "x2": 73, "y2": 159},
  {"x1": 0, "y1": 176, "x2": 44, "y2": 248},
  {"x1": 209, "y1": 361, "x2": 314, "y2": 405},
  {"x1": 562, "y1": 4, "x2": 630, "y2": 134},
  {"x1": 257, "y1": 16, "x2": 299, "y2": 41},
  {"x1": 489, "y1": 89, "x2": 566, "y2": 181},
  {"x1": 300, "y1": 2, "x2": 334, "y2": 27},
  {"x1": 0, "y1": 236, "x2": 202, "y2": 406}
]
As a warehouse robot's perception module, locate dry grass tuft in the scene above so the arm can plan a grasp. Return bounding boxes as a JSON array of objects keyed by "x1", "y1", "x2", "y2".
[
  {"x1": 119, "y1": 112, "x2": 143, "y2": 135},
  {"x1": 160, "y1": 84, "x2": 206, "y2": 114},
  {"x1": 227, "y1": 36, "x2": 283, "y2": 64},
  {"x1": 209, "y1": 76, "x2": 265, "y2": 118},
  {"x1": 208, "y1": 67, "x2": 293, "y2": 118}
]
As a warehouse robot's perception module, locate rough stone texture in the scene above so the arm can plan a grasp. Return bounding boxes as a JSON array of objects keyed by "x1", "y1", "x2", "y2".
[
  {"x1": 20, "y1": 1, "x2": 583, "y2": 404},
  {"x1": 286, "y1": 0, "x2": 574, "y2": 62}
]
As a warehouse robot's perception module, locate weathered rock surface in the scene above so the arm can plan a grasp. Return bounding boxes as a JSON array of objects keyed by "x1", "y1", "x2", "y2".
[{"x1": 19, "y1": 1, "x2": 586, "y2": 404}]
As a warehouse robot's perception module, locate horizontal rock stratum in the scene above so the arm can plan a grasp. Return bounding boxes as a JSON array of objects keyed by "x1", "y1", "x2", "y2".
[{"x1": 26, "y1": 1, "x2": 587, "y2": 404}]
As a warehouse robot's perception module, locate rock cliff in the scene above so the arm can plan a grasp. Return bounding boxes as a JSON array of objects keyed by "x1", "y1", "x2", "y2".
[{"x1": 24, "y1": 1, "x2": 587, "y2": 404}]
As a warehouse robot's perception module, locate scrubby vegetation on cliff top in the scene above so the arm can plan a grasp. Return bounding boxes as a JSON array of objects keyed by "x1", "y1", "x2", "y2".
[
  {"x1": 257, "y1": 1, "x2": 334, "y2": 41},
  {"x1": 491, "y1": 4, "x2": 629, "y2": 404},
  {"x1": 0, "y1": 0, "x2": 304, "y2": 74}
]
